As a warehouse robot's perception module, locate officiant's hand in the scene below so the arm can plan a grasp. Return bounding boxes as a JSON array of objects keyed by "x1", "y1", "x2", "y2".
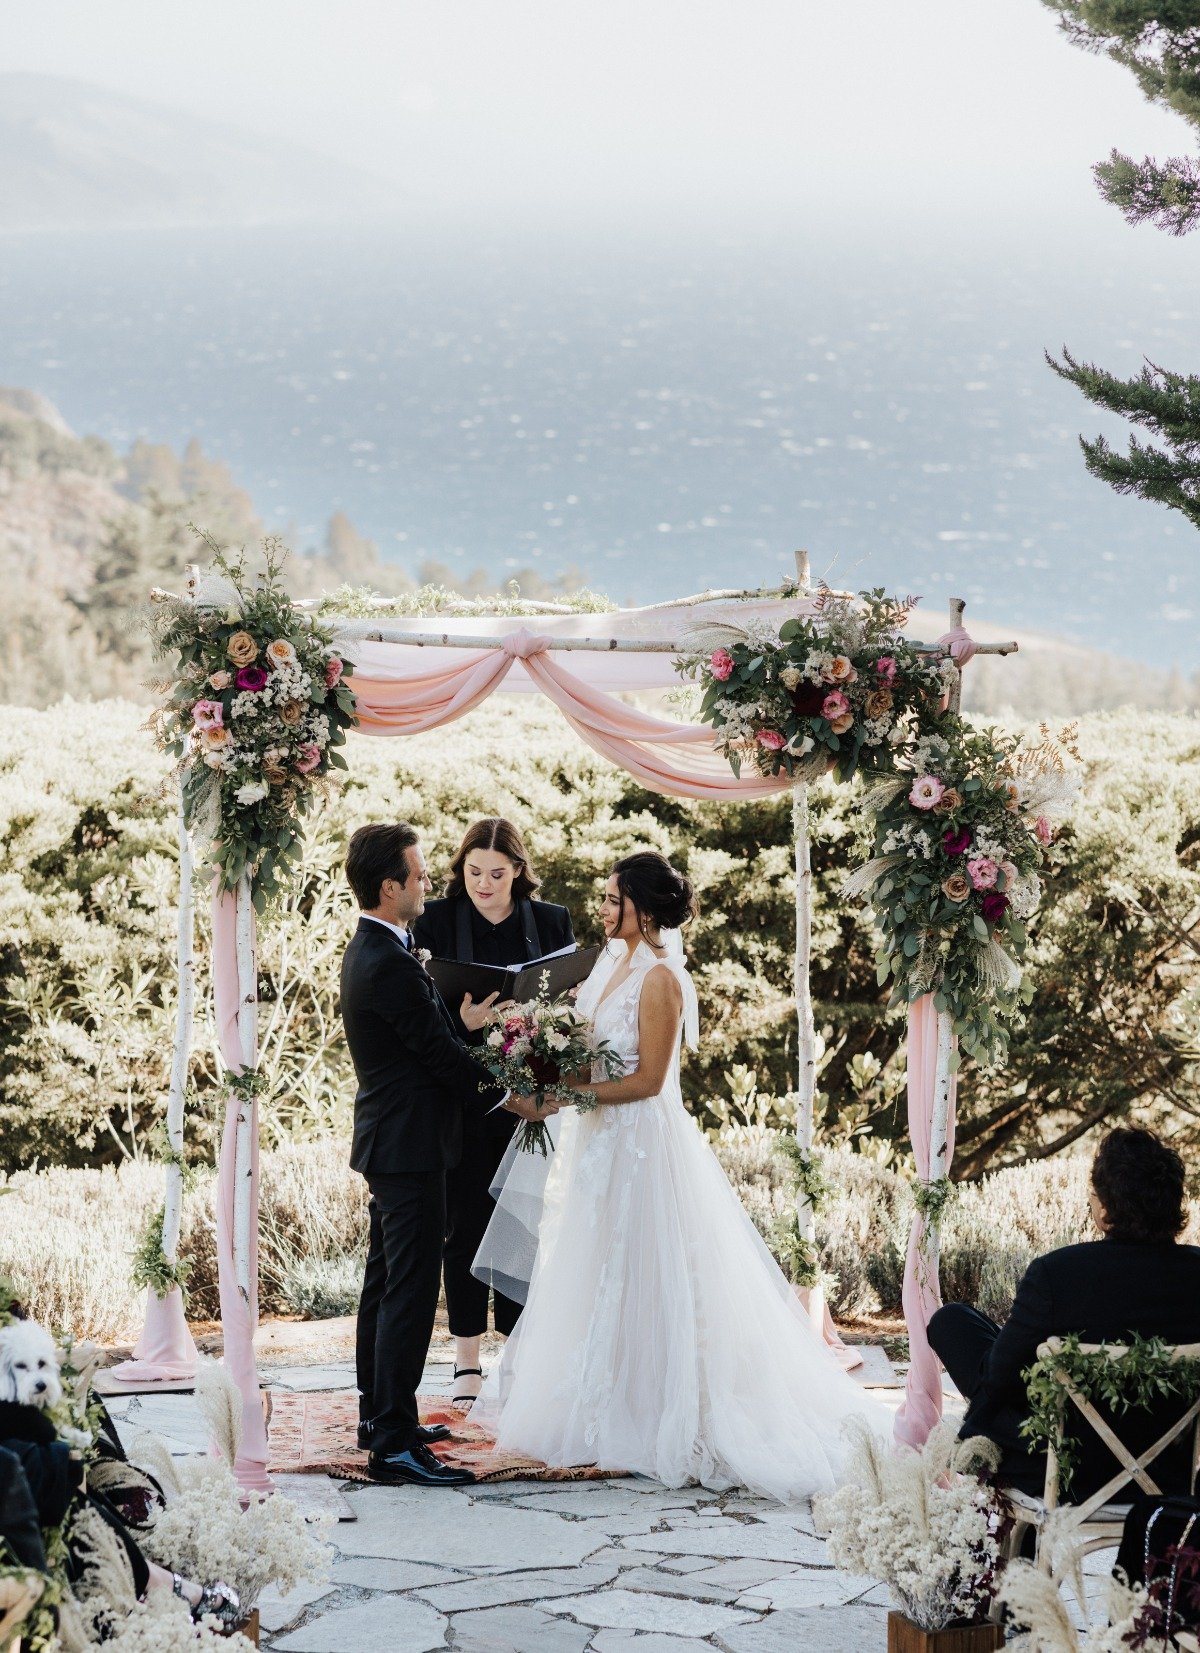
[
  {"x1": 460, "y1": 991, "x2": 501, "y2": 1032},
  {"x1": 506, "y1": 1093, "x2": 561, "y2": 1122}
]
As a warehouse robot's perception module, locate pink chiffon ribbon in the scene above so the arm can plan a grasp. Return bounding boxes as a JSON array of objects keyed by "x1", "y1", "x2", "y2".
[
  {"x1": 893, "y1": 995, "x2": 958, "y2": 1448},
  {"x1": 211, "y1": 888, "x2": 271, "y2": 1491},
  {"x1": 107, "y1": 1288, "x2": 198, "y2": 1385},
  {"x1": 936, "y1": 625, "x2": 978, "y2": 667}
]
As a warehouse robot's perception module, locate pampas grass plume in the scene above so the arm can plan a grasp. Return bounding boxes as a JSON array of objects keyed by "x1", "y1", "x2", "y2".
[{"x1": 196, "y1": 1355, "x2": 243, "y2": 1468}]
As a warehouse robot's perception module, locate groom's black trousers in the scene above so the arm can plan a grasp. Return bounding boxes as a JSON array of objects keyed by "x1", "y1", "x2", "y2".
[
  {"x1": 928, "y1": 1303, "x2": 1043, "y2": 1496},
  {"x1": 356, "y1": 1170, "x2": 446, "y2": 1456}
]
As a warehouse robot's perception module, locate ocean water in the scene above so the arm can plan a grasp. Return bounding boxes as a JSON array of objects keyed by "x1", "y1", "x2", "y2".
[{"x1": 1, "y1": 218, "x2": 1196, "y2": 664}]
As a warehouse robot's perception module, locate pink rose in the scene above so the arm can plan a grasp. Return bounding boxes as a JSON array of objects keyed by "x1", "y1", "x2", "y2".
[
  {"x1": 821, "y1": 690, "x2": 851, "y2": 721},
  {"x1": 325, "y1": 656, "x2": 344, "y2": 689},
  {"x1": 1035, "y1": 815, "x2": 1053, "y2": 845},
  {"x1": 875, "y1": 656, "x2": 898, "y2": 684},
  {"x1": 909, "y1": 775, "x2": 945, "y2": 810},
  {"x1": 709, "y1": 649, "x2": 735, "y2": 682},
  {"x1": 998, "y1": 859, "x2": 1018, "y2": 890},
  {"x1": 967, "y1": 856, "x2": 999, "y2": 890},
  {"x1": 236, "y1": 665, "x2": 268, "y2": 692},
  {"x1": 756, "y1": 729, "x2": 786, "y2": 750},
  {"x1": 208, "y1": 670, "x2": 232, "y2": 692},
  {"x1": 295, "y1": 743, "x2": 321, "y2": 774},
  {"x1": 829, "y1": 712, "x2": 854, "y2": 735},
  {"x1": 191, "y1": 699, "x2": 224, "y2": 730}
]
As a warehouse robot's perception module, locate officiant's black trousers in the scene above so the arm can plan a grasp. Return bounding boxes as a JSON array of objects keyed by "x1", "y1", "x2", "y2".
[
  {"x1": 443, "y1": 1114, "x2": 522, "y2": 1339},
  {"x1": 356, "y1": 1170, "x2": 445, "y2": 1456}
]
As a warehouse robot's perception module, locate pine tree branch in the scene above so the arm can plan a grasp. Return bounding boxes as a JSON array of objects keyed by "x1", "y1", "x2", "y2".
[{"x1": 1095, "y1": 149, "x2": 1200, "y2": 235}]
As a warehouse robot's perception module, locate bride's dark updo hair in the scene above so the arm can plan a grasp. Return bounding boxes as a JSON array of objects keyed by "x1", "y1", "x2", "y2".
[{"x1": 612, "y1": 851, "x2": 697, "y2": 933}]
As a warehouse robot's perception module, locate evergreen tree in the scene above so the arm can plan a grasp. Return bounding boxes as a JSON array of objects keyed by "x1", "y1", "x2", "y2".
[{"x1": 1041, "y1": 2, "x2": 1200, "y2": 533}]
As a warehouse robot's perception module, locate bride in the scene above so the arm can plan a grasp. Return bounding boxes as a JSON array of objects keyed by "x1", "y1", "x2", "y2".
[{"x1": 471, "y1": 850, "x2": 890, "y2": 1502}]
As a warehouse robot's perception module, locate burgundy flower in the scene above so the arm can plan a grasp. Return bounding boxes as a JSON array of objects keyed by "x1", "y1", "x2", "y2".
[
  {"x1": 943, "y1": 827, "x2": 972, "y2": 856},
  {"x1": 235, "y1": 665, "x2": 269, "y2": 692},
  {"x1": 526, "y1": 1052, "x2": 562, "y2": 1089},
  {"x1": 979, "y1": 891, "x2": 1010, "y2": 925},
  {"x1": 790, "y1": 682, "x2": 826, "y2": 717}
]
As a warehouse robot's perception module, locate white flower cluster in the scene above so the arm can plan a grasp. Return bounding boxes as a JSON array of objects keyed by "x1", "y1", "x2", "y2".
[
  {"x1": 799, "y1": 649, "x2": 835, "y2": 686},
  {"x1": 88, "y1": 1590, "x2": 256, "y2": 1651},
  {"x1": 1007, "y1": 869, "x2": 1042, "y2": 920},
  {"x1": 909, "y1": 734, "x2": 951, "y2": 774},
  {"x1": 862, "y1": 715, "x2": 890, "y2": 748},
  {"x1": 260, "y1": 657, "x2": 314, "y2": 709},
  {"x1": 141, "y1": 1456, "x2": 329, "y2": 1612},
  {"x1": 817, "y1": 1423, "x2": 1002, "y2": 1632}
]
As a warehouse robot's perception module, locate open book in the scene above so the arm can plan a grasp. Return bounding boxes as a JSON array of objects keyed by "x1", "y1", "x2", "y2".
[{"x1": 426, "y1": 943, "x2": 602, "y2": 1008}]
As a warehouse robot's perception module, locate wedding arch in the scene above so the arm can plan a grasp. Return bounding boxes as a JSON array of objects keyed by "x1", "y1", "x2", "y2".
[{"x1": 113, "y1": 549, "x2": 1032, "y2": 1491}]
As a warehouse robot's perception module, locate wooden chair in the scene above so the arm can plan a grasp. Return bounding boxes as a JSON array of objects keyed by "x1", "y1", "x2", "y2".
[{"x1": 1003, "y1": 1338, "x2": 1200, "y2": 1615}]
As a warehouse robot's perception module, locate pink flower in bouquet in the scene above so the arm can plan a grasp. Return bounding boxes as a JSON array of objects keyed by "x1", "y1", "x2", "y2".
[
  {"x1": 709, "y1": 649, "x2": 735, "y2": 681},
  {"x1": 295, "y1": 743, "x2": 321, "y2": 773},
  {"x1": 875, "y1": 656, "x2": 898, "y2": 684},
  {"x1": 967, "y1": 856, "x2": 999, "y2": 890},
  {"x1": 980, "y1": 890, "x2": 1010, "y2": 925},
  {"x1": 943, "y1": 826, "x2": 972, "y2": 856},
  {"x1": 821, "y1": 690, "x2": 851, "y2": 721},
  {"x1": 998, "y1": 859, "x2": 1018, "y2": 889},
  {"x1": 325, "y1": 656, "x2": 345, "y2": 689},
  {"x1": 235, "y1": 665, "x2": 268, "y2": 692},
  {"x1": 1035, "y1": 815, "x2": 1053, "y2": 845},
  {"x1": 756, "y1": 729, "x2": 786, "y2": 750},
  {"x1": 191, "y1": 699, "x2": 224, "y2": 730},
  {"x1": 909, "y1": 775, "x2": 945, "y2": 810}
]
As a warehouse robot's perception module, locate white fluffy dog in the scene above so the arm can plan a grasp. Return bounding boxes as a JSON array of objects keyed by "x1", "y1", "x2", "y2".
[{"x1": 0, "y1": 1320, "x2": 63, "y2": 1409}]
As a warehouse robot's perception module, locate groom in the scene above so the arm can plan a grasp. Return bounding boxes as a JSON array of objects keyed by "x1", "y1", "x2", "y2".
[{"x1": 341, "y1": 822, "x2": 542, "y2": 1488}]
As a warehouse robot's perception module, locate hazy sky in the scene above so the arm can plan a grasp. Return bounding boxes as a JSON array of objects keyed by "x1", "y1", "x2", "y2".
[{"x1": 5, "y1": 0, "x2": 1190, "y2": 224}]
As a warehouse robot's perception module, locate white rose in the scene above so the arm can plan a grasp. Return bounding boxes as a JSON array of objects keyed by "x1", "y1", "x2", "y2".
[
  {"x1": 235, "y1": 781, "x2": 269, "y2": 805},
  {"x1": 486, "y1": 1029, "x2": 504, "y2": 1048},
  {"x1": 545, "y1": 1030, "x2": 569, "y2": 1052},
  {"x1": 780, "y1": 664, "x2": 803, "y2": 691}
]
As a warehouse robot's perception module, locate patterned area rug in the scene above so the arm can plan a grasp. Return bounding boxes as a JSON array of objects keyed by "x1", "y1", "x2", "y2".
[{"x1": 267, "y1": 1390, "x2": 621, "y2": 1484}]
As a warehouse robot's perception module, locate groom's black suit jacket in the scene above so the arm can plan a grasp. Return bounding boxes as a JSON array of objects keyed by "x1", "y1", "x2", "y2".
[{"x1": 341, "y1": 916, "x2": 500, "y2": 1175}]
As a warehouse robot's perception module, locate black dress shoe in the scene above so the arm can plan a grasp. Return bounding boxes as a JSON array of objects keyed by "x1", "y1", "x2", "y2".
[
  {"x1": 358, "y1": 1421, "x2": 451, "y2": 1450},
  {"x1": 367, "y1": 1443, "x2": 475, "y2": 1487}
]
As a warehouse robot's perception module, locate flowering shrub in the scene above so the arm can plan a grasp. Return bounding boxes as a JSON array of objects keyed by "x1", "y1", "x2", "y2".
[
  {"x1": 852, "y1": 721, "x2": 1079, "y2": 1063},
  {"x1": 477, "y1": 990, "x2": 623, "y2": 1153},
  {"x1": 677, "y1": 587, "x2": 950, "y2": 783},
  {"x1": 150, "y1": 542, "x2": 356, "y2": 905},
  {"x1": 817, "y1": 1419, "x2": 1008, "y2": 1631}
]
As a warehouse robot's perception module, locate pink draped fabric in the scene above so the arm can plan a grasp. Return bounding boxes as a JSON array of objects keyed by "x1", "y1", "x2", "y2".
[
  {"x1": 108, "y1": 1288, "x2": 198, "y2": 1384},
  {"x1": 211, "y1": 888, "x2": 271, "y2": 1491},
  {"x1": 894, "y1": 994, "x2": 959, "y2": 1449}
]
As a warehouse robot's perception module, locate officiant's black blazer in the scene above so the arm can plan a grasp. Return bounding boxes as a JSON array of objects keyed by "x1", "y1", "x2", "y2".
[
  {"x1": 340, "y1": 917, "x2": 500, "y2": 1176},
  {"x1": 967, "y1": 1238, "x2": 1200, "y2": 1498}
]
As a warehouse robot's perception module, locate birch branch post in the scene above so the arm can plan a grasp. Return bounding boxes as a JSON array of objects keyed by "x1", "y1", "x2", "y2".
[
  {"x1": 233, "y1": 874, "x2": 257, "y2": 1302},
  {"x1": 161, "y1": 792, "x2": 194, "y2": 1266}
]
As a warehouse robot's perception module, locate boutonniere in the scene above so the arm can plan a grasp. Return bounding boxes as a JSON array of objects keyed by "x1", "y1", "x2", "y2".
[{"x1": 414, "y1": 948, "x2": 432, "y2": 970}]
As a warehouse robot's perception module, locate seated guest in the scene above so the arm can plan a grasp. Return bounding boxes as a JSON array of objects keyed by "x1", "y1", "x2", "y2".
[
  {"x1": 413, "y1": 817, "x2": 574, "y2": 1408},
  {"x1": 929, "y1": 1127, "x2": 1200, "y2": 1501}
]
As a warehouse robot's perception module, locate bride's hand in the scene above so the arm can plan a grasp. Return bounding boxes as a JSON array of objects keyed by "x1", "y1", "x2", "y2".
[
  {"x1": 506, "y1": 1093, "x2": 560, "y2": 1122},
  {"x1": 460, "y1": 991, "x2": 500, "y2": 1031}
]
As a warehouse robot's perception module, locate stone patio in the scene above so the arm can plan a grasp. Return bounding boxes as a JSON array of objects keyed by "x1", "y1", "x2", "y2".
[{"x1": 103, "y1": 1347, "x2": 1112, "y2": 1652}]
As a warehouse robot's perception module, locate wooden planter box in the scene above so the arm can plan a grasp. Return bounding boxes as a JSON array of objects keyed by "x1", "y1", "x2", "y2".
[
  {"x1": 228, "y1": 1609, "x2": 260, "y2": 1645},
  {"x1": 887, "y1": 1612, "x2": 1005, "y2": 1653}
]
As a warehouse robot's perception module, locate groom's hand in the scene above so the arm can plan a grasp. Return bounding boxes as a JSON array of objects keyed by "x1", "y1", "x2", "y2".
[
  {"x1": 460, "y1": 991, "x2": 501, "y2": 1032},
  {"x1": 506, "y1": 1093, "x2": 560, "y2": 1122}
]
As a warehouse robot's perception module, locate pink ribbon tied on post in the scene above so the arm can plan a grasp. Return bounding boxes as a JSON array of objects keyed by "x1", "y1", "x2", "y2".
[
  {"x1": 935, "y1": 625, "x2": 978, "y2": 667},
  {"x1": 501, "y1": 627, "x2": 555, "y2": 660}
]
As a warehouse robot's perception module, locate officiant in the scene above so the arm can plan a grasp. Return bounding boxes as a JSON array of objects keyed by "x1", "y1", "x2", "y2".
[{"x1": 413, "y1": 817, "x2": 575, "y2": 1407}]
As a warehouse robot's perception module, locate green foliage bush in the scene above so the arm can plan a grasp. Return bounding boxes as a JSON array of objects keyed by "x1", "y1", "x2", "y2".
[{"x1": 1, "y1": 700, "x2": 1198, "y2": 1177}]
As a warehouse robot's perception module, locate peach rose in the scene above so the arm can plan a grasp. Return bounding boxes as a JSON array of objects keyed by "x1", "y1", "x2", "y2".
[
  {"x1": 279, "y1": 700, "x2": 305, "y2": 727},
  {"x1": 864, "y1": 687, "x2": 893, "y2": 719},
  {"x1": 266, "y1": 639, "x2": 298, "y2": 668},
  {"x1": 830, "y1": 712, "x2": 854, "y2": 735},
  {"x1": 1002, "y1": 779, "x2": 1021, "y2": 812},
  {"x1": 263, "y1": 763, "x2": 288, "y2": 786},
  {"x1": 942, "y1": 873, "x2": 970, "y2": 902},
  {"x1": 203, "y1": 726, "x2": 232, "y2": 750},
  {"x1": 932, "y1": 786, "x2": 963, "y2": 815},
  {"x1": 824, "y1": 654, "x2": 858, "y2": 685},
  {"x1": 208, "y1": 670, "x2": 232, "y2": 691},
  {"x1": 227, "y1": 630, "x2": 258, "y2": 667}
]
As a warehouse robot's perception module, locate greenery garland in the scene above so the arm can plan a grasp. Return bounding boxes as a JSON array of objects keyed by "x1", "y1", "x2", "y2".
[
  {"x1": 131, "y1": 1207, "x2": 192, "y2": 1303},
  {"x1": 769, "y1": 1210, "x2": 822, "y2": 1290},
  {"x1": 1021, "y1": 1332, "x2": 1200, "y2": 1496},
  {"x1": 316, "y1": 580, "x2": 617, "y2": 618},
  {"x1": 911, "y1": 1175, "x2": 956, "y2": 1234},
  {"x1": 151, "y1": 538, "x2": 358, "y2": 905},
  {"x1": 775, "y1": 1136, "x2": 832, "y2": 1216}
]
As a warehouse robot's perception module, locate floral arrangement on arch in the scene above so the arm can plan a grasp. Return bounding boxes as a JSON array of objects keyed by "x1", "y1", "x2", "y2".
[
  {"x1": 676, "y1": 586, "x2": 954, "y2": 784},
  {"x1": 848, "y1": 720, "x2": 1079, "y2": 1064},
  {"x1": 150, "y1": 539, "x2": 356, "y2": 906}
]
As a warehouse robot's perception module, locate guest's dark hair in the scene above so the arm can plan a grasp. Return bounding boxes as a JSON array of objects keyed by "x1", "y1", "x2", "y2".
[
  {"x1": 612, "y1": 851, "x2": 697, "y2": 934},
  {"x1": 445, "y1": 817, "x2": 541, "y2": 900},
  {"x1": 345, "y1": 822, "x2": 421, "y2": 909},
  {"x1": 1091, "y1": 1127, "x2": 1187, "y2": 1245}
]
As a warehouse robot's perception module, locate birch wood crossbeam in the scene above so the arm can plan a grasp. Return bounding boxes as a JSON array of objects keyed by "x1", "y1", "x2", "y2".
[{"x1": 312, "y1": 622, "x2": 1020, "y2": 655}]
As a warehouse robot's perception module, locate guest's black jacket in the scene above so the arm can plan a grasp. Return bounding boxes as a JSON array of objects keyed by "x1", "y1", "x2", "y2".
[
  {"x1": 413, "y1": 896, "x2": 574, "y2": 1047},
  {"x1": 341, "y1": 917, "x2": 501, "y2": 1176},
  {"x1": 968, "y1": 1238, "x2": 1200, "y2": 1499}
]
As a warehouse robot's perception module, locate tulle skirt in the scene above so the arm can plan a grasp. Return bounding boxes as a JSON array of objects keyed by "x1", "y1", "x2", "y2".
[{"x1": 471, "y1": 1090, "x2": 890, "y2": 1503}]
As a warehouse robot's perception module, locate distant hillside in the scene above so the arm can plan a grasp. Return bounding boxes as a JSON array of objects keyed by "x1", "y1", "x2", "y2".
[{"x1": 0, "y1": 74, "x2": 398, "y2": 231}]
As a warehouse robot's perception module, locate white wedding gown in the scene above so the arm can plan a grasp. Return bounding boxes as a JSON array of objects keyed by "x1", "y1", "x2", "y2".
[{"x1": 471, "y1": 937, "x2": 890, "y2": 1502}]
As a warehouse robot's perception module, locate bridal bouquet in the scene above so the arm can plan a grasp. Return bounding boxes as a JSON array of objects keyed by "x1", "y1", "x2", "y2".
[{"x1": 480, "y1": 993, "x2": 622, "y2": 1154}]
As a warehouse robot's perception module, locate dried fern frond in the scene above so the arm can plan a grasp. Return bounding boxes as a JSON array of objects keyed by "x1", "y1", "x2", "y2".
[
  {"x1": 196, "y1": 1355, "x2": 243, "y2": 1467},
  {"x1": 127, "y1": 1430, "x2": 183, "y2": 1499},
  {"x1": 842, "y1": 852, "x2": 906, "y2": 901},
  {"x1": 978, "y1": 939, "x2": 1022, "y2": 995},
  {"x1": 999, "y1": 1560, "x2": 1080, "y2": 1652},
  {"x1": 679, "y1": 620, "x2": 753, "y2": 652},
  {"x1": 858, "y1": 775, "x2": 908, "y2": 814},
  {"x1": 71, "y1": 1504, "x2": 140, "y2": 1623}
]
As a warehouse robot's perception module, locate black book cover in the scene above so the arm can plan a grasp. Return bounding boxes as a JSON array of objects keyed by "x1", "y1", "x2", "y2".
[{"x1": 426, "y1": 944, "x2": 602, "y2": 1007}]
